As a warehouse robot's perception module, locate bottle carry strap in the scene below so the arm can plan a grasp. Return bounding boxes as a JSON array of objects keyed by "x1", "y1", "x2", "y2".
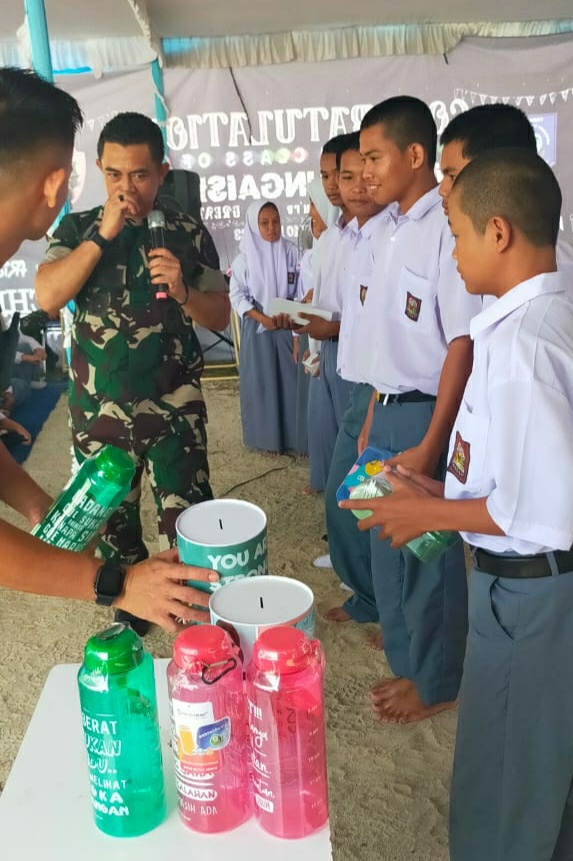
[{"x1": 201, "y1": 657, "x2": 237, "y2": 686}]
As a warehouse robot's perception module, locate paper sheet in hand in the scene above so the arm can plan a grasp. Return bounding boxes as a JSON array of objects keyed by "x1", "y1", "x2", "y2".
[{"x1": 268, "y1": 298, "x2": 334, "y2": 326}]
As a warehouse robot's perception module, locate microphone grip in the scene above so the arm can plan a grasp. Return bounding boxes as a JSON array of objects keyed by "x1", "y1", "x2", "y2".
[{"x1": 148, "y1": 225, "x2": 168, "y2": 300}]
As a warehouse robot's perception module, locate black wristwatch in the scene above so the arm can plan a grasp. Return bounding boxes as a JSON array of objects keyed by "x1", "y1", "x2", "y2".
[
  {"x1": 94, "y1": 561, "x2": 127, "y2": 606},
  {"x1": 85, "y1": 225, "x2": 110, "y2": 251}
]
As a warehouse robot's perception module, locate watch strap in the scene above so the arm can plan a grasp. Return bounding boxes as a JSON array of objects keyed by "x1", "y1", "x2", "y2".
[{"x1": 85, "y1": 226, "x2": 110, "y2": 251}]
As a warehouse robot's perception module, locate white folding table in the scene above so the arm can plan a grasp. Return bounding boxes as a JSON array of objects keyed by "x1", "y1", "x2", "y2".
[{"x1": 0, "y1": 659, "x2": 333, "y2": 860}]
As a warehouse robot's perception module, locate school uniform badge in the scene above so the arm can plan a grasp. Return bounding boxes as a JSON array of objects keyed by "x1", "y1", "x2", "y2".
[
  {"x1": 405, "y1": 292, "x2": 422, "y2": 322},
  {"x1": 359, "y1": 285, "x2": 368, "y2": 306},
  {"x1": 447, "y1": 431, "x2": 470, "y2": 484}
]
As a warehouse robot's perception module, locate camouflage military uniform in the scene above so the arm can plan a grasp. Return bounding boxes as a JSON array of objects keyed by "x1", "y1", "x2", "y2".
[{"x1": 45, "y1": 205, "x2": 228, "y2": 564}]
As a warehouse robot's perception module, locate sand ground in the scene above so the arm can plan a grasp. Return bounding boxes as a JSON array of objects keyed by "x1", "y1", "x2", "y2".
[{"x1": 0, "y1": 381, "x2": 456, "y2": 860}]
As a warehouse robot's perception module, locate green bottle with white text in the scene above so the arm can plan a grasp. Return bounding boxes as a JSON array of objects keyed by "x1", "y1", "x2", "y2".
[
  {"x1": 77, "y1": 624, "x2": 166, "y2": 838},
  {"x1": 32, "y1": 445, "x2": 134, "y2": 551}
]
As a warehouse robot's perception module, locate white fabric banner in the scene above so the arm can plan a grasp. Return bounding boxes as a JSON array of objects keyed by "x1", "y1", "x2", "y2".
[{"x1": 2, "y1": 35, "x2": 573, "y2": 323}]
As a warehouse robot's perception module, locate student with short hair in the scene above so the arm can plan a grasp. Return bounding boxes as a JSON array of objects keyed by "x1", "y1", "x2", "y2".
[
  {"x1": 330, "y1": 96, "x2": 481, "y2": 722},
  {"x1": 302, "y1": 133, "x2": 384, "y2": 499},
  {"x1": 345, "y1": 147, "x2": 573, "y2": 861},
  {"x1": 0, "y1": 67, "x2": 217, "y2": 628},
  {"x1": 438, "y1": 102, "x2": 573, "y2": 267},
  {"x1": 230, "y1": 201, "x2": 300, "y2": 453}
]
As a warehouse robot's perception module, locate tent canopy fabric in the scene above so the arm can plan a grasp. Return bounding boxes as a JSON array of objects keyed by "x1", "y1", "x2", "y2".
[{"x1": 2, "y1": 0, "x2": 573, "y2": 72}]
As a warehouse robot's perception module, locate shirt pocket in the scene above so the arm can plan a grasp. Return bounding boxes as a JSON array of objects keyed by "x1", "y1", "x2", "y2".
[
  {"x1": 391, "y1": 266, "x2": 438, "y2": 337},
  {"x1": 446, "y1": 399, "x2": 489, "y2": 496}
]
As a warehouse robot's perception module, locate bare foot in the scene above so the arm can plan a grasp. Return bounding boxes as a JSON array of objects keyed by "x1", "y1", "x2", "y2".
[
  {"x1": 301, "y1": 485, "x2": 318, "y2": 496},
  {"x1": 323, "y1": 606, "x2": 352, "y2": 622},
  {"x1": 371, "y1": 678, "x2": 457, "y2": 724},
  {"x1": 366, "y1": 630, "x2": 384, "y2": 651},
  {"x1": 370, "y1": 677, "x2": 402, "y2": 699}
]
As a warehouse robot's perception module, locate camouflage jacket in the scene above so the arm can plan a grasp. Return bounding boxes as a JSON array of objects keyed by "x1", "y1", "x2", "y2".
[{"x1": 46, "y1": 206, "x2": 226, "y2": 431}]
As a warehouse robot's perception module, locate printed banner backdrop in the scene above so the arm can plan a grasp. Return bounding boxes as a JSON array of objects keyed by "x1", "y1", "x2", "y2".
[{"x1": 2, "y1": 34, "x2": 573, "y2": 325}]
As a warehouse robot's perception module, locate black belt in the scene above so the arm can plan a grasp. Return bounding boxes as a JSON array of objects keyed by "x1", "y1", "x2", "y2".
[
  {"x1": 472, "y1": 546, "x2": 573, "y2": 579},
  {"x1": 376, "y1": 390, "x2": 436, "y2": 405}
]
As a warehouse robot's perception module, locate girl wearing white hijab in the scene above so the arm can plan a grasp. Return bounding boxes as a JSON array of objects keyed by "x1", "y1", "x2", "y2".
[
  {"x1": 230, "y1": 201, "x2": 300, "y2": 453},
  {"x1": 295, "y1": 178, "x2": 336, "y2": 465}
]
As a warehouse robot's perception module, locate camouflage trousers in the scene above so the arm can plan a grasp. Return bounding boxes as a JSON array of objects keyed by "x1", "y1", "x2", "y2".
[{"x1": 72, "y1": 400, "x2": 213, "y2": 565}]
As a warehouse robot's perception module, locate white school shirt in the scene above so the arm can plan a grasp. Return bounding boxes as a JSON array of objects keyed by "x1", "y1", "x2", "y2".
[
  {"x1": 339, "y1": 187, "x2": 482, "y2": 393},
  {"x1": 312, "y1": 216, "x2": 355, "y2": 320},
  {"x1": 444, "y1": 271, "x2": 573, "y2": 555},
  {"x1": 15, "y1": 332, "x2": 42, "y2": 363},
  {"x1": 336, "y1": 209, "x2": 389, "y2": 380}
]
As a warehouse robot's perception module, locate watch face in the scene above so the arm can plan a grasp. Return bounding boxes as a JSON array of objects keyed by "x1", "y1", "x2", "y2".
[{"x1": 95, "y1": 564, "x2": 125, "y2": 606}]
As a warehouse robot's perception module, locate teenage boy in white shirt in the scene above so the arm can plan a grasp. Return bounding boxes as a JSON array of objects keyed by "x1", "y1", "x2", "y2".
[
  {"x1": 332, "y1": 96, "x2": 481, "y2": 723},
  {"x1": 344, "y1": 147, "x2": 573, "y2": 861}
]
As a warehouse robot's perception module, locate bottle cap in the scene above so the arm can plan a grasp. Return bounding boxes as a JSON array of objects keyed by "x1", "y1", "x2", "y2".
[
  {"x1": 173, "y1": 624, "x2": 236, "y2": 674},
  {"x1": 95, "y1": 445, "x2": 135, "y2": 487},
  {"x1": 252, "y1": 626, "x2": 314, "y2": 675},
  {"x1": 83, "y1": 623, "x2": 144, "y2": 674}
]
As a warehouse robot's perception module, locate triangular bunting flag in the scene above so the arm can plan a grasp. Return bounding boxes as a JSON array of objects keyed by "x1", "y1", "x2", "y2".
[
  {"x1": 87, "y1": 119, "x2": 95, "y2": 131},
  {"x1": 550, "y1": 92, "x2": 557, "y2": 104},
  {"x1": 502, "y1": 96, "x2": 511, "y2": 104},
  {"x1": 479, "y1": 94, "x2": 487, "y2": 105},
  {"x1": 561, "y1": 89, "x2": 570, "y2": 101},
  {"x1": 525, "y1": 96, "x2": 535, "y2": 107},
  {"x1": 470, "y1": 91, "x2": 478, "y2": 104},
  {"x1": 540, "y1": 94, "x2": 548, "y2": 106},
  {"x1": 516, "y1": 97, "x2": 523, "y2": 106}
]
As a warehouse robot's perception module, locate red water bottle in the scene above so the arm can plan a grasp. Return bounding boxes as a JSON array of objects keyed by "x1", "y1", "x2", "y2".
[
  {"x1": 245, "y1": 626, "x2": 329, "y2": 838},
  {"x1": 167, "y1": 625, "x2": 250, "y2": 833}
]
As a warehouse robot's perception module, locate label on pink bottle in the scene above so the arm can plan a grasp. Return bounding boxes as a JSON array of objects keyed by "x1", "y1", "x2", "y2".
[
  {"x1": 171, "y1": 700, "x2": 230, "y2": 810},
  {"x1": 247, "y1": 698, "x2": 276, "y2": 813}
]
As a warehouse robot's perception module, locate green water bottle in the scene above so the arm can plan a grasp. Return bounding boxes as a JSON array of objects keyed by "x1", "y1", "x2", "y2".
[
  {"x1": 32, "y1": 445, "x2": 135, "y2": 551},
  {"x1": 349, "y1": 477, "x2": 458, "y2": 563},
  {"x1": 77, "y1": 623, "x2": 166, "y2": 838}
]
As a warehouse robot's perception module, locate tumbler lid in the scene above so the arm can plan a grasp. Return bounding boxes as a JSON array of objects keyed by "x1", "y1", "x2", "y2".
[
  {"x1": 95, "y1": 445, "x2": 135, "y2": 486},
  {"x1": 83, "y1": 623, "x2": 144, "y2": 674},
  {"x1": 173, "y1": 624, "x2": 236, "y2": 673},
  {"x1": 252, "y1": 626, "x2": 314, "y2": 675}
]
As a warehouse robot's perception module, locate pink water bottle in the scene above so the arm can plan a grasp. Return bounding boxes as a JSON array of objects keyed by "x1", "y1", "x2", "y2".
[
  {"x1": 246, "y1": 626, "x2": 329, "y2": 838},
  {"x1": 167, "y1": 624, "x2": 251, "y2": 833}
]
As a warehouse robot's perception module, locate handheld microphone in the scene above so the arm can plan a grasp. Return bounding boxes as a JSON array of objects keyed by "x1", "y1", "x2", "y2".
[{"x1": 147, "y1": 210, "x2": 168, "y2": 300}]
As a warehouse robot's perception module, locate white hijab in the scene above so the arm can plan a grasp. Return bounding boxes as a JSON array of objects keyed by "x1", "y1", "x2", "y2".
[
  {"x1": 240, "y1": 201, "x2": 290, "y2": 312},
  {"x1": 308, "y1": 177, "x2": 339, "y2": 230}
]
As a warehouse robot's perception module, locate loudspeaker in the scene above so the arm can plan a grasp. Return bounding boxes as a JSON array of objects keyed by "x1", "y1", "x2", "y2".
[{"x1": 157, "y1": 169, "x2": 202, "y2": 223}]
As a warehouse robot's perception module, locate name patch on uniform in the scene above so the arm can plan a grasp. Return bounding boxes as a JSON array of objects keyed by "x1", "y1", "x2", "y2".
[
  {"x1": 447, "y1": 431, "x2": 470, "y2": 484},
  {"x1": 288, "y1": 272, "x2": 296, "y2": 285},
  {"x1": 359, "y1": 285, "x2": 368, "y2": 306},
  {"x1": 405, "y1": 292, "x2": 422, "y2": 322}
]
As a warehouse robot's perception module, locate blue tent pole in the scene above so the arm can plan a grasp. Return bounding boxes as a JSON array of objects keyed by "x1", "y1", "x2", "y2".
[
  {"x1": 24, "y1": 0, "x2": 54, "y2": 83},
  {"x1": 151, "y1": 58, "x2": 168, "y2": 150},
  {"x1": 24, "y1": 0, "x2": 70, "y2": 219}
]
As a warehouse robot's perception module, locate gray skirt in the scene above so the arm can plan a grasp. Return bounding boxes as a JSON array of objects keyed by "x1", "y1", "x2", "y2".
[
  {"x1": 294, "y1": 332, "x2": 310, "y2": 456},
  {"x1": 239, "y1": 315, "x2": 298, "y2": 453}
]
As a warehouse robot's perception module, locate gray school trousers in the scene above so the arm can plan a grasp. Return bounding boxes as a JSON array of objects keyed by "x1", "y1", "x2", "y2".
[
  {"x1": 367, "y1": 397, "x2": 467, "y2": 704},
  {"x1": 451, "y1": 566, "x2": 573, "y2": 861},
  {"x1": 307, "y1": 339, "x2": 355, "y2": 492},
  {"x1": 325, "y1": 382, "x2": 379, "y2": 622}
]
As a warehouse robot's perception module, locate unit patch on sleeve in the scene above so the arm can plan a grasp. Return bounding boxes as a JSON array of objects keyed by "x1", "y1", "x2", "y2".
[
  {"x1": 405, "y1": 292, "x2": 422, "y2": 322},
  {"x1": 447, "y1": 431, "x2": 471, "y2": 484}
]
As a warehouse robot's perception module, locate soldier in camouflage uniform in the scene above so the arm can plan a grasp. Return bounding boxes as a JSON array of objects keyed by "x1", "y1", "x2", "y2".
[{"x1": 36, "y1": 113, "x2": 230, "y2": 631}]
